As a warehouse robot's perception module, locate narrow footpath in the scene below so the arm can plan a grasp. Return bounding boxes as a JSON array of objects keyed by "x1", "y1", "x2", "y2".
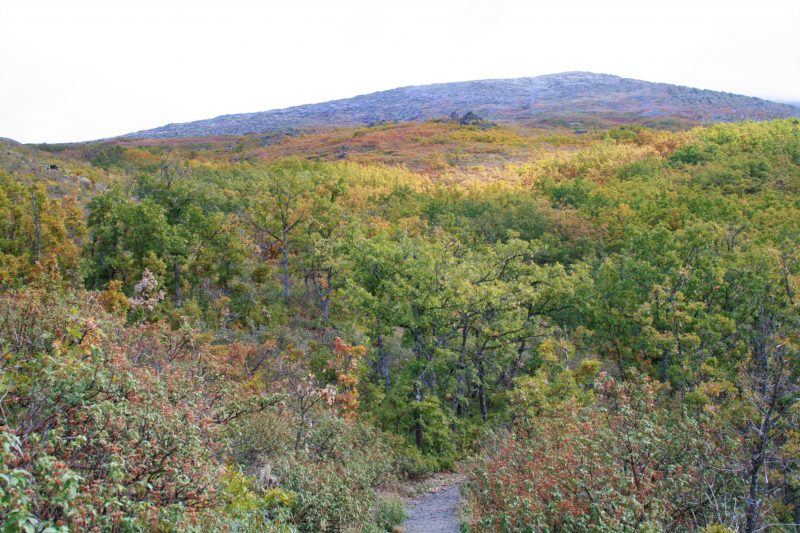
[{"x1": 401, "y1": 479, "x2": 462, "y2": 533}]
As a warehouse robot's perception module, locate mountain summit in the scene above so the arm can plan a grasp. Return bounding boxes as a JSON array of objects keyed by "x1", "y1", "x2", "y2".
[{"x1": 125, "y1": 72, "x2": 800, "y2": 138}]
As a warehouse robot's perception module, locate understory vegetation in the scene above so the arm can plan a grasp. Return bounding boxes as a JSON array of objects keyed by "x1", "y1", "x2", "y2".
[{"x1": 1, "y1": 119, "x2": 799, "y2": 531}]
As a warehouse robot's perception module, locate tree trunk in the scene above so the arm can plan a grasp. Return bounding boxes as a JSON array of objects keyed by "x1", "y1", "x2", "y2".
[
  {"x1": 295, "y1": 409, "x2": 306, "y2": 455},
  {"x1": 744, "y1": 324, "x2": 781, "y2": 533},
  {"x1": 321, "y1": 296, "x2": 330, "y2": 322},
  {"x1": 498, "y1": 337, "x2": 526, "y2": 389},
  {"x1": 454, "y1": 323, "x2": 468, "y2": 416},
  {"x1": 414, "y1": 330, "x2": 424, "y2": 360},
  {"x1": 320, "y1": 268, "x2": 332, "y2": 322},
  {"x1": 477, "y1": 354, "x2": 488, "y2": 422},
  {"x1": 744, "y1": 426, "x2": 768, "y2": 533},
  {"x1": 413, "y1": 380, "x2": 423, "y2": 449}
]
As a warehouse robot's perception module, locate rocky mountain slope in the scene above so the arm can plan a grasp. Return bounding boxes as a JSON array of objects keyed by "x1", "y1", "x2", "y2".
[{"x1": 125, "y1": 72, "x2": 800, "y2": 138}]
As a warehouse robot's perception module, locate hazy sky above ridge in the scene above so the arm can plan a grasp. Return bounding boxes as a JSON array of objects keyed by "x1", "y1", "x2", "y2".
[{"x1": 1, "y1": 0, "x2": 798, "y2": 143}]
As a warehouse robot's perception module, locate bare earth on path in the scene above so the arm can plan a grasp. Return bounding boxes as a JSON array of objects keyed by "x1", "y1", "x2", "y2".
[{"x1": 401, "y1": 473, "x2": 464, "y2": 533}]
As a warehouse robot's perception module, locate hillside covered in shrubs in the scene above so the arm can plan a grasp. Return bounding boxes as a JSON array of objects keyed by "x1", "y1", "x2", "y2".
[{"x1": 1, "y1": 118, "x2": 799, "y2": 531}]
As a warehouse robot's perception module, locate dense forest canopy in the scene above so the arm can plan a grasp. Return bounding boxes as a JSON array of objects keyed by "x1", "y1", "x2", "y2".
[{"x1": 1, "y1": 118, "x2": 799, "y2": 531}]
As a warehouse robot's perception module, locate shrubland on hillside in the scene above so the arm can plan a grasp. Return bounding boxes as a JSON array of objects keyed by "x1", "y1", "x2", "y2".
[{"x1": 1, "y1": 115, "x2": 799, "y2": 531}]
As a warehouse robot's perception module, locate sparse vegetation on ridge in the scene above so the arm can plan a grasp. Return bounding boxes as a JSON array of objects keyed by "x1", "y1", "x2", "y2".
[{"x1": 124, "y1": 73, "x2": 800, "y2": 140}]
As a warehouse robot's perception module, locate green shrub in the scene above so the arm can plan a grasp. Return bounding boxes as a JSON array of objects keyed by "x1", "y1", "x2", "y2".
[
  {"x1": 391, "y1": 443, "x2": 439, "y2": 480},
  {"x1": 374, "y1": 497, "x2": 406, "y2": 531},
  {"x1": 465, "y1": 374, "x2": 745, "y2": 532},
  {"x1": 0, "y1": 288, "x2": 273, "y2": 531},
  {"x1": 232, "y1": 412, "x2": 398, "y2": 532},
  {"x1": 216, "y1": 467, "x2": 298, "y2": 532}
]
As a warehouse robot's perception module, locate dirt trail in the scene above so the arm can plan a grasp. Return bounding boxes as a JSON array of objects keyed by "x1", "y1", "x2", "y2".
[{"x1": 401, "y1": 479, "x2": 462, "y2": 533}]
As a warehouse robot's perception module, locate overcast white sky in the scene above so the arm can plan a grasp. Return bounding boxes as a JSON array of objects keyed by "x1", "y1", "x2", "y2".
[{"x1": 1, "y1": 0, "x2": 798, "y2": 143}]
